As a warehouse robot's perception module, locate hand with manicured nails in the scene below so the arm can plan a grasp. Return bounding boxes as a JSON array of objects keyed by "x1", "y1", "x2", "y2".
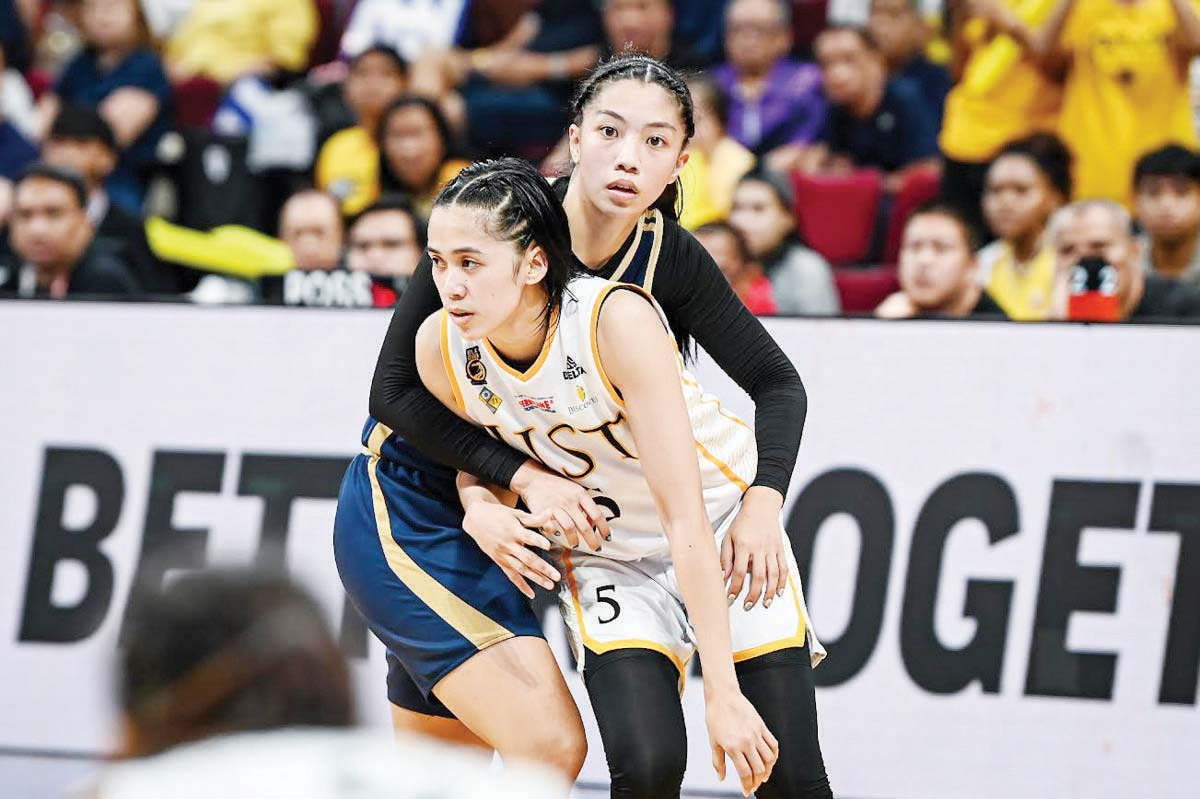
[
  {"x1": 461, "y1": 501, "x2": 558, "y2": 599},
  {"x1": 706, "y1": 688, "x2": 779, "y2": 796},
  {"x1": 722, "y1": 486, "x2": 789, "y2": 611},
  {"x1": 511, "y1": 461, "x2": 611, "y2": 552}
]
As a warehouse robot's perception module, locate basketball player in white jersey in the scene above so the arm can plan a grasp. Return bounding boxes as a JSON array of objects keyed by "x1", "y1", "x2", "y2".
[{"x1": 414, "y1": 158, "x2": 820, "y2": 796}]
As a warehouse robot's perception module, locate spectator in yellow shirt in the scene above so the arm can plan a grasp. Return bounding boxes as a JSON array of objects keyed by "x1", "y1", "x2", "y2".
[
  {"x1": 377, "y1": 96, "x2": 469, "y2": 217},
  {"x1": 940, "y1": 0, "x2": 1062, "y2": 236},
  {"x1": 1035, "y1": 0, "x2": 1200, "y2": 205},
  {"x1": 315, "y1": 46, "x2": 408, "y2": 215},
  {"x1": 678, "y1": 76, "x2": 756, "y2": 231},
  {"x1": 977, "y1": 134, "x2": 1072, "y2": 320},
  {"x1": 166, "y1": 0, "x2": 318, "y2": 85}
]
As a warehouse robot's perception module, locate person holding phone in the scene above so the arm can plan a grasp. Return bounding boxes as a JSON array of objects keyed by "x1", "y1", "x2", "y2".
[{"x1": 1050, "y1": 199, "x2": 1200, "y2": 321}]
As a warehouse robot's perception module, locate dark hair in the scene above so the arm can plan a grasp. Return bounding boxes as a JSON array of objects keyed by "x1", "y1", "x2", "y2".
[
  {"x1": 907, "y1": 200, "x2": 981, "y2": 251},
  {"x1": 15, "y1": 162, "x2": 89, "y2": 208},
  {"x1": 434, "y1": 158, "x2": 580, "y2": 321},
  {"x1": 377, "y1": 95, "x2": 459, "y2": 194},
  {"x1": 737, "y1": 169, "x2": 795, "y2": 213},
  {"x1": 696, "y1": 220, "x2": 754, "y2": 265},
  {"x1": 816, "y1": 24, "x2": 880, "y2": 53},
  {"x1": 350, "y1": 192, "x2": 427, "y2": 248},
  {"x1": 570, "y1": 54, "x2": 695, "y2": 220},
  {"x1": 687, "y1": 74, "x2": 729, "y2": 131},
  {"x1": 995, "y1": 133, "x2": 1074, "y2": 199},
  {"x1": 120, "y1": 569, "x2": 354, "y2": 757},
  {"x1": 49, "y1": 104, "x2": 116, "y2": 151},
  {"x1": 279, "y1": 188, "x2": 343, "y2": 235},
  {"x1": 725, "y1": 0, "x2": 793, "y2": 27},
  {"x1": 1133, "y1": 143, "x2": 1200, "y2": 188},
  {"x1": 350, "y1": 43, "x2": 408, "y2": 75}
]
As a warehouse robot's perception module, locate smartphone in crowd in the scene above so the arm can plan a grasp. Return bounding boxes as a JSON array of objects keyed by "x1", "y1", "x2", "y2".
[{"x1": 1067, "y1": 255, "x2": 1121, "y2": 322}]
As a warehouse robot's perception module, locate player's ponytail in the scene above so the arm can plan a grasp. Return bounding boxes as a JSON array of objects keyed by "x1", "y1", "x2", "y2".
[
  {"x1": 569, "y1": 54, "x2": 695, "y2": 221},
  {"x1": 435, "y1": 158, "x2": 581, "y2": 322}
]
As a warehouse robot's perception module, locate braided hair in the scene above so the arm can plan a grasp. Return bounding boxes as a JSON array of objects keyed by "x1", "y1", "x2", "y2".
[
  {"x1": 570, "y1": 54, "x2": 695, "y2": 220},
  {"x1": 434, "y1": 157, "x2": 582, "y2": 323}
]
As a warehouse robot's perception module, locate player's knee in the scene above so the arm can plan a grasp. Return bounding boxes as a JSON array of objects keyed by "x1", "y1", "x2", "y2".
[
  {"x1": 756, "y1": 771, "x2": 833, "y2": 799},
  {"x1": 552, "y1": 727, "x2": 589, "y2": 779},
  {"x1": 518, "y1": 724, "x2": 587, "y2": 779},
  {"x1": 608, "y1": 735, "x2": 686, "y2": 798}
]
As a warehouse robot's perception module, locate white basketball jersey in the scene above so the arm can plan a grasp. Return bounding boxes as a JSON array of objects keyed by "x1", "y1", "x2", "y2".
[{"x1": 443, "y1": 275, "x2": 757, "y2": 560}]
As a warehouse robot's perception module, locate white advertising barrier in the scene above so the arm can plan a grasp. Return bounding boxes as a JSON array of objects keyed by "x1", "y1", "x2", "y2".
[{"x1": 1, "y1": 301, "x2": 1198, "y2": 798}]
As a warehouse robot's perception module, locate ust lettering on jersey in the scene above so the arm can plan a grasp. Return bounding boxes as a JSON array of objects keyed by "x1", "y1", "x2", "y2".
[{"x1": 442, "y1": 275, "x2": 757, "y2": 561}]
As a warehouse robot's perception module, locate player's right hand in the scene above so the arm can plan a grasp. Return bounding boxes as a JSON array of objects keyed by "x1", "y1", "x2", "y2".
[
  {"x1": 705, "y1": 689, "x2": 779, "y2": 796},
  {"x1": 461, "y1": 501, "x2": 558, "y2": 599},
  {"x1": 511, "y1": 462, "x2": 611, "y2": 551}
]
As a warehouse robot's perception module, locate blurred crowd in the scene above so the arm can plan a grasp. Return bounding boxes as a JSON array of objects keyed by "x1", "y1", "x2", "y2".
[{"x1": 2, "y1": 0, "x2": 1200, "y2": 323}]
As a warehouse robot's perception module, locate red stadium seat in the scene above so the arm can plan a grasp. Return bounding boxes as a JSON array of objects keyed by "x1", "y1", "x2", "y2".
[
  {"x1": 833, "y1": 266, "x2": 900, "y2": 313},
  {"x1": 172, "y1": 77, "x2": 223, "y2": 129},
  {"x1": 791, "y1": 169, "x2": 883, "y2": 266},
  {"x1": 792, "y1": 0, "x2": 829, "y2": 57},
  {"x1": 309, "y1": 0, "x2": 343, "y2": 70},
  {"x1": 882, "y1": 166, "x2": 942, "y2": 265},
  {"x1": 26, "y1": 69, "x2": 52, "y2": 101}
]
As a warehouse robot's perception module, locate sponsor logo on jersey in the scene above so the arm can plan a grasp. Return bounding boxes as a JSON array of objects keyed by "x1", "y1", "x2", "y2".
[
  {"x1": 562, "y1": 356, "x2": 586, "y2": 380},
  {"x1": 465, "y1": 346, "x2": 487, "y2": 385},
  {"x1": 477, "y1": 387, "x2": 502, "y2": 412},
  {"x1": 517, "y1": 394, "x2": 556, "y2": 413},
  {"x1": 568, "y1": 384, "x2": 598, "y2": 415}
]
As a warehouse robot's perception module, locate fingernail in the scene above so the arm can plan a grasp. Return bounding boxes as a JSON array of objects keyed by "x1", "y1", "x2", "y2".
[
  {"x1": 606, "y1": 533, "x2": 613, "y2": 541},
  {"x1": 764, "y1": 597, "x2": 772, "y2": 609},
  {"x1": 550, "y1": 571, "x2": 560, "y2": 581},
  {"x1": 743, "y1": 601, "x2": 753, "y2": 612},
  {"x1": 778, "y1": 587, "x2": 786, "y2": 597},
  {"x1": 727, "y1": 593, "x2": 737, "y2": 606}
]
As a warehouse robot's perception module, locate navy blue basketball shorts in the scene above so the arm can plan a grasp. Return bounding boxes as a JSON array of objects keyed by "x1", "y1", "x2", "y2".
[{"x1": 334, "y1": 438, "x2": 544, "y2": 719}]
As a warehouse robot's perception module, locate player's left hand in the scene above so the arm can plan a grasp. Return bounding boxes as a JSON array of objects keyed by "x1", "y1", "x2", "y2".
[{"x1": 722, "y1": 486, "x2": 788, "y2": 612}]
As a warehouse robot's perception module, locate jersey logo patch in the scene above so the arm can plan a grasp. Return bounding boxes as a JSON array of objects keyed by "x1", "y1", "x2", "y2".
[
  {"x1": 465, "y1": 346, "x2": 487, "y2": 385},
  {"x1": 477, "y1": 387, "x2": 502, "y2": 412},
  {"x1": 517, "y1": 395, "x2": 556, "y2": 413},
  {"x1": 568, "y1": 384, "x2": 598, "y2": 414},
  {"x1": 562, "y1": 356, "x2": 586, "y2": 380}
]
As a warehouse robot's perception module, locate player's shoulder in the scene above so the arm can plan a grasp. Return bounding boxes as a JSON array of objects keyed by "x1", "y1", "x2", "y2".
[
  {"x1": 415, "y1": 309, "x2": 445, "y2": 355},
  {"x1": 594, "y1": 282, "x2": 659, "y2": 333}
]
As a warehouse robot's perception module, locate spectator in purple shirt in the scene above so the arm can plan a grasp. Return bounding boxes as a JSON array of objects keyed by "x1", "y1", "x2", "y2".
[{"x1": 713, "y1": 0, "x2": 826, "y2": 163}]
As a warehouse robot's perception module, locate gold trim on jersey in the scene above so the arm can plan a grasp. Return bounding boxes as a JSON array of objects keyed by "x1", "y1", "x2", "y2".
[
  {"x1": 561, "y1": 549, "x2": 688, "y2": 678},
  {"x1": 608, "y1": 210, "x2": 651, "y2": 283},
  {"x1": 675, "y1": 348, "x2": 752, "y2": 431},
  {"x1": 439, "y1": 312, "x2": 467, "y2": 414},
  {"x1": 366, "y1": 456, "x2": 514, "y2": 649},
  {"x1": 642, "y1": 210, "x2": 664, "y2": 292},
  {"x1": 695, "y1": 439, "x2": 751, "y2": 493},
  {"x1": 481, "y1": 303, "x2": 562, "y2": 383},
  {"x1": 731, "y1": 574, "x2": 808, "y2": 662},
  {"x1": 366, "y1": 421, "x2": 393, "y2": 457},
  {"x1": 588, "y1": 282, "x2": 657, "y2": 406},
  {"x1": 608, "y1": 209, "x2": 664, "y2": 290}
]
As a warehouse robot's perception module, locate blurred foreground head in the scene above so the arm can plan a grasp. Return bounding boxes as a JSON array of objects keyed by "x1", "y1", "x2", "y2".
[{"x1": 120, "y1": 569, "x2": 354, "y2": 758}]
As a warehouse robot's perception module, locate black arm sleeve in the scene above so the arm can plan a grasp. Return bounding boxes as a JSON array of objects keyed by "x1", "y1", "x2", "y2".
[
  {"x1": 368, "y1": 254, "x2": 529, "y2": 487},
  {"x1": 654, "y1": 228, "x2": 807, "y2": 497}
]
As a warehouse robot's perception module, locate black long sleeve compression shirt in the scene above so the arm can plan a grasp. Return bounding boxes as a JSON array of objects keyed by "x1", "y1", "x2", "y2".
[{"x1": 368, "y1": 216, "x2": 807, "y2": 497}]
